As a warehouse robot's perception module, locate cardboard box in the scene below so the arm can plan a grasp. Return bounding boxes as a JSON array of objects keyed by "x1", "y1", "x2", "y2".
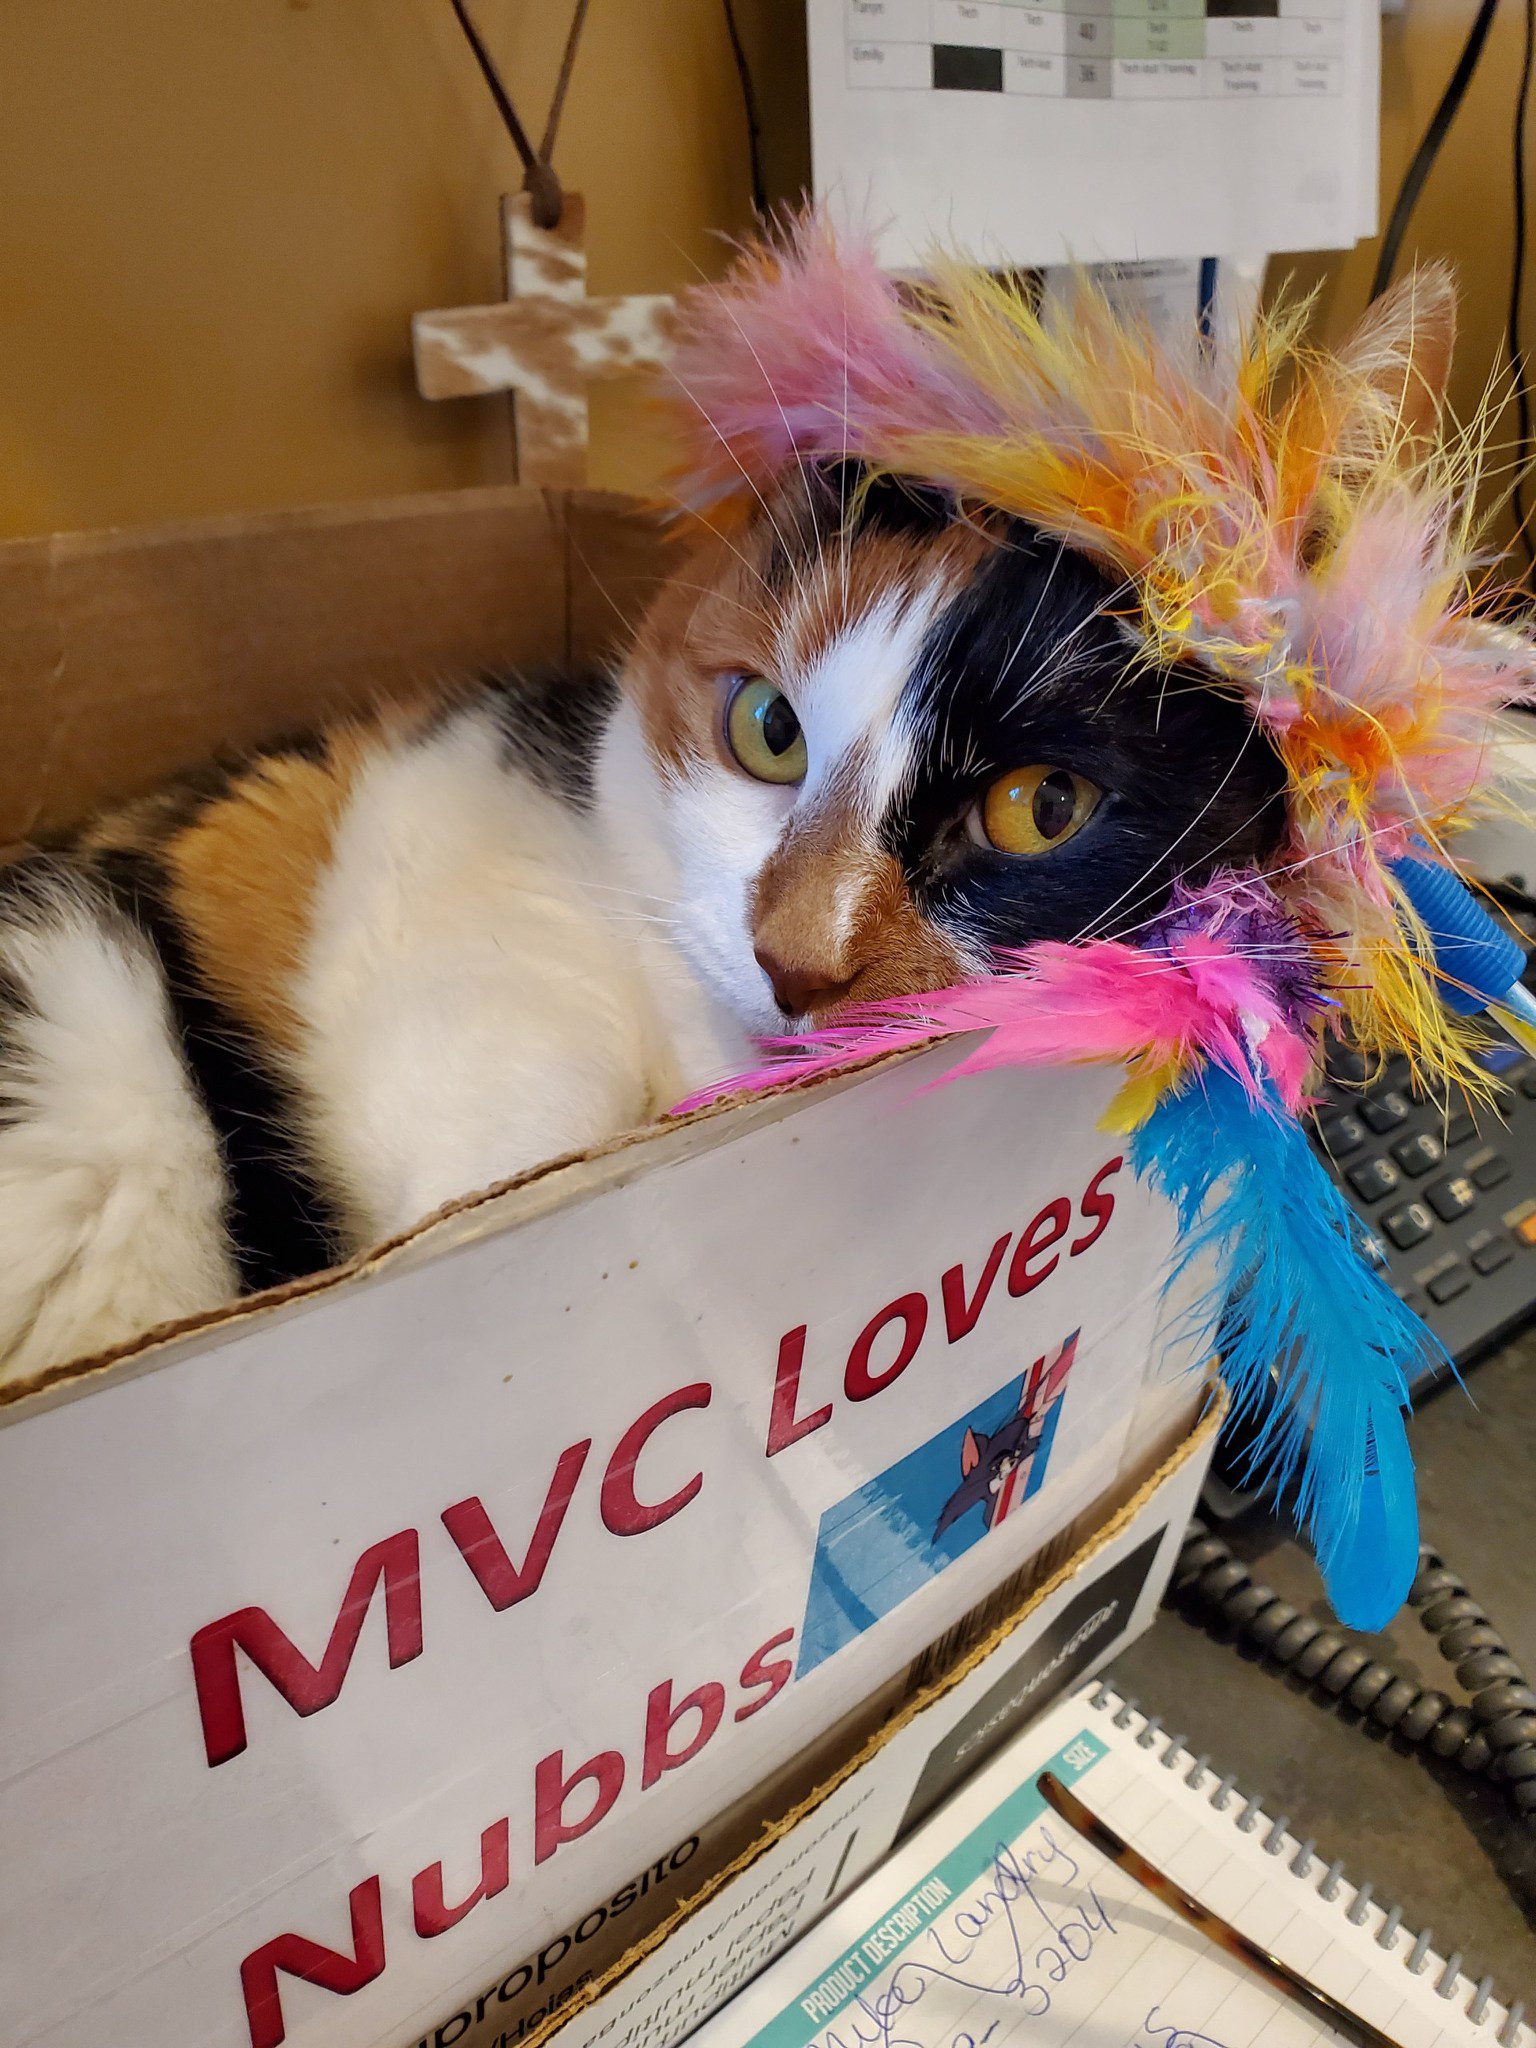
[
  {"x1": 0, "y1": 490, "x2": 1213, "y2": 2048},
  {"x1": 426, "y1": 1403, "x2": 1219, "y2": 2048},
  {"x1": 0, "y1": 487, "x2": 663, "y2": 850}
]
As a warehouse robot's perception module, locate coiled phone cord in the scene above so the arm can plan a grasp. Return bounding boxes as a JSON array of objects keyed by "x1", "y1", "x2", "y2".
[{"x1": 1171, "y1": 1520, "x2": 1536, "y2": 1820}]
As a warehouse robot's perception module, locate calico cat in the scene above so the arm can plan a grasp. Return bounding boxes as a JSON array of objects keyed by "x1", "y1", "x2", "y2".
[{"x1": 0, "y1": 466, "x2": 1284, "y2": 1384}]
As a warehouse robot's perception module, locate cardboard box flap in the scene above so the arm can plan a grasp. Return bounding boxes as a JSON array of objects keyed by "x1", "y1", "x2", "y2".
[
  {"x1": 0, "y1": 1042, "x2": 917, "y2": 1422},
  {"x1": 0, "y1": 486, "x2": 668, "y2": 844}
]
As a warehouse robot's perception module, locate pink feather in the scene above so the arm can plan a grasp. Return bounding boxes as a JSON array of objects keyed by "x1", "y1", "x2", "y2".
[
  {"x1": 672, "y1": 931, "x2": 1318, "y2": 1119},
  {"x1": 666, "y1": 217, "x2": 989, "y2": 509}
]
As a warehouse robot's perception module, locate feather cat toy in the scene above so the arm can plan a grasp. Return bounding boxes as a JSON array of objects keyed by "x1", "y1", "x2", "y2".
[{"x1": 669, "y1": 218, "x2": 1536, "y2": 1630}]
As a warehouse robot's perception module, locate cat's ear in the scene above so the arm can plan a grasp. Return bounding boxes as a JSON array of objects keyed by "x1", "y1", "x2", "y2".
[
  {"x1": 961, "y1": 1427, "x2": 981, "y2": 1476},
  {"x1": 1332, "y1": 265, "x2": 1456, "y2": 448}
]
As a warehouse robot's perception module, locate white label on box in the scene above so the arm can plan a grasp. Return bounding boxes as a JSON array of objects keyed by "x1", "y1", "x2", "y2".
[
  {"x1": 0, "y1": 1052, "x2": 1190, "y2": 2048},
  {"x1": 491, "y1": 1441, "x2": 1210, "y2": 2048}
]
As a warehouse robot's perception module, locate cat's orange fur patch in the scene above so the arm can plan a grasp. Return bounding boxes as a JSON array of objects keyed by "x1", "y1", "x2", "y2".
[
  {"x1": 161, "y1": 704, "x2": 437, "y2": 1053},
  {"x1": 623, "y1": 518, "x2": 776, "y2": 776}
]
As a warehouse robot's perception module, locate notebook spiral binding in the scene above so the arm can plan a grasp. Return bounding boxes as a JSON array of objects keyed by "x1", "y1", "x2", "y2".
[{"x1": 1084, "y1": 1679, "x2": 1533, "y2": 2046}]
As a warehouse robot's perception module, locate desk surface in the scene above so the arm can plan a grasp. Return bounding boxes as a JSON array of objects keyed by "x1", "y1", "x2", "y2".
[{"x1": 1113, "y1": 1327, "x2": 1536, "y2": 1995}]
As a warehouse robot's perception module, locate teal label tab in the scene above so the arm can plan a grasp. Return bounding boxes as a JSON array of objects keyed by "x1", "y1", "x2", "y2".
[{"x1": 744, "y1": 1727, "x2": 1109, "y2": 2048}]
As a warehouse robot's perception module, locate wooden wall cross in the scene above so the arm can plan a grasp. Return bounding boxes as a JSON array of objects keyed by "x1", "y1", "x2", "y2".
[{"x1": 412, "y1": 193, "x2": 674, "y2": 489}]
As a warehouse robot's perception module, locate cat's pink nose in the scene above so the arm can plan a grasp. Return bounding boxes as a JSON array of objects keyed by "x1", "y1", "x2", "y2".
[{"x1": 753, "y1": 945, "x2": 853, "y2": 1019}]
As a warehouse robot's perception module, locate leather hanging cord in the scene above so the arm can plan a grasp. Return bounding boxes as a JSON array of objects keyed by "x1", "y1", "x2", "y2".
[{"x1": 447, "y1": 0, "x2": 592, "y2": 228}]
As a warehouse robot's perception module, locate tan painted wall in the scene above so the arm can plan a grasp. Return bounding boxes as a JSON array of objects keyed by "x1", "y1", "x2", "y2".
[
  {"x1": 0, "y1": 0, "x2": 808, "y2": 537},
  {"x1": 0, "y1": 2, "x2": 1525, "y2": 542},
  {"x1": 1288, "y1": 0, "x2": 1534, "y2": 552}
]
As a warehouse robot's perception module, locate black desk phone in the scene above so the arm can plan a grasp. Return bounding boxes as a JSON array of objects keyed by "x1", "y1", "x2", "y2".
[
  {"x1": 1311, "y1": 1021, "x2": 1536, "y2": 1384},
  {"x1": 1297, "y1": 864, "x2": 1536, "y2": 1386},
  {"x1": 1174, "y1": 794, "x2": 1536, "y2": 1826},
  {"x1": 1205, "y1": 869, "x2": 1536, "y2": 1484}
]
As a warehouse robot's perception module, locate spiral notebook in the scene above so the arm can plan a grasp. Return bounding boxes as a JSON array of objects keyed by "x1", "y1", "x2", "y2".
[{"x1": 691, "y1": 1679, "x2": 1533, "y2": 2048}]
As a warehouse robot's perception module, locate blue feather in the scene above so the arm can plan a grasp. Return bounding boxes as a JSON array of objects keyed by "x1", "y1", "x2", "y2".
[{"x1": 1130, "y1": 1068, "x2": 1442, "y2": 1630}]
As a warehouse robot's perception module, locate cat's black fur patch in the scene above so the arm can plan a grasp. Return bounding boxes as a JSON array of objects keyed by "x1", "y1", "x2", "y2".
[
  {"x1": 830, "y1": 462, "x2": 955, "y2": 543},
  {"x1": 888, "y1": 522, "x2": 1286, "y2": 951},
  {"x1": 90, "y1": 847, "x2": 341, "y2": 1295},
  {"x1": 482, "y1": 666, "x2": 619, "y2": 810},
  {"x1": 761, "y1": 463, "x2": 954, "y2": 596}
]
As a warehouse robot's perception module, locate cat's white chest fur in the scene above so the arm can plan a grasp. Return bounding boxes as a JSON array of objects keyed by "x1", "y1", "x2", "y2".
[{"x1": 288, "y1": 695, "x2": 752, "y2": 1246}]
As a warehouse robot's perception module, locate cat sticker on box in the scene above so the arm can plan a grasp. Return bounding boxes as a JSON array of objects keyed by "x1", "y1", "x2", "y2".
[
  {"x1": 797, "y1": 1331, "x2": 1080, "y2": 1675},
  {"x1": 935, "y1": 1331, "x2": 1078, "y2": 1538}
]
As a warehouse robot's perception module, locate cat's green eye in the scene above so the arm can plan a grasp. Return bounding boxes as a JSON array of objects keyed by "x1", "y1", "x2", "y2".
[
  {"x1": 972, "y1": 765, "x2": 1100, "y2": 856},
  {"x1": 723, "y1": 676, "x2": 807, "y2": 785}
]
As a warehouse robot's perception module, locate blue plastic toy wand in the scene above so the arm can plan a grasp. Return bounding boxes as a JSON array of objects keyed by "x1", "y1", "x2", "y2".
[{"x1": 1389, "y1": 851, "x2": 1536, "y2": 1056}]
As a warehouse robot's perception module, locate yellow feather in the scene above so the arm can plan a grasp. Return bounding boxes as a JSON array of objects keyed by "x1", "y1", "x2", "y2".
[{"x1": 1102, "y1": 1060, "x2": 1182, "y2": 1132}]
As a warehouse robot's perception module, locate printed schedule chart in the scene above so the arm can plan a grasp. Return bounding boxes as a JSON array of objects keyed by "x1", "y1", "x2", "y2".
[
  {"x1": 846, "y1": 0, "x2": 1345, "y2": 101},
  {"x1": 809, "y1": 0, "x2": 1374, "y2": 271}
]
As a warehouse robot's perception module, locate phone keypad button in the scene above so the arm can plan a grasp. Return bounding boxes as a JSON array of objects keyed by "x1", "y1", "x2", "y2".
[{"x1": 1382, "y1": 1201, "x2": 1434, "y2": 1249}]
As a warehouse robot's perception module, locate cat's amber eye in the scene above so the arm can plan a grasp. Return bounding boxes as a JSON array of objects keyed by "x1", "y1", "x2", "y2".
[
  {"x1": 723, "y1": 675, "x2": 807, "y2": 785},
  {"x1": 971, "y1": 765, "x2": 1101, "y2": 856}
]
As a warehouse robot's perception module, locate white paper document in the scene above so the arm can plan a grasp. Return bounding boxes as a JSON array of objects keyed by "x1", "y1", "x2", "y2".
[
  {"x1": 809, "y1": 0, "x2": 1380, "y2": 266},
  {"x1": 692, "y1": 1683, "x2": 1532, "y2": 2048}
]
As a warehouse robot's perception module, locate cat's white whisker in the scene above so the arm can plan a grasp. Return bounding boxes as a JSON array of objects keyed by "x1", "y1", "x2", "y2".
[
  {"x1": 660, "y1": 578, "x2": 777, "y2": 628},
  {"x1": 652, "y1": 489, "x2": 776, "y2": 599},
  {"x1": 677, "y1": 247, "x2": 819, "y2": 583},
  {"x1": 1071, "y1": 716, "x2": 1265, "y2": 948},
  {"x1": 995, "y1": 538, "x2": 1069, "y2": 712},
  {"x1": 1098, "y1": 812, "x2": 1409, "y2": 953},
  {"x1": 1008, "y1": 586, "x2": 1133, "y2": 716},
  {"x1": 666, "y1": 364, "x2": 812, "y2": 613}
]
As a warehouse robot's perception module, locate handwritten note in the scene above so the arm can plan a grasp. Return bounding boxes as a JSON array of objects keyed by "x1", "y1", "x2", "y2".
[{"x1": 691, "y1": 1690, "x2": 1532, "y2": 2048}]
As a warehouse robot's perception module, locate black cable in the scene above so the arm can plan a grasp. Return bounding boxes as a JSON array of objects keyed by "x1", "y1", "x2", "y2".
[
  {"x1": 1369, "y1": 0, "x2": 1499, "y2": 303},
  {"x1": 1170, "y1": 1519, "x2": 1536, "y2": 1821},
  {"x1": 1509, "y1": 0, "x2": 1536, "y2": 572},
  {"x1": 448, "y1": 0, "x2": 541, "y2": 178},
  {"x1": 445, "y1": 0, "x2": 591, "y2": 228},
  {"x1": 721, "y1": 0, "x2": 768, "y2": 218},
  {"x1": 538, "y1": 0, "x2": 593, "y2": 169}
]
